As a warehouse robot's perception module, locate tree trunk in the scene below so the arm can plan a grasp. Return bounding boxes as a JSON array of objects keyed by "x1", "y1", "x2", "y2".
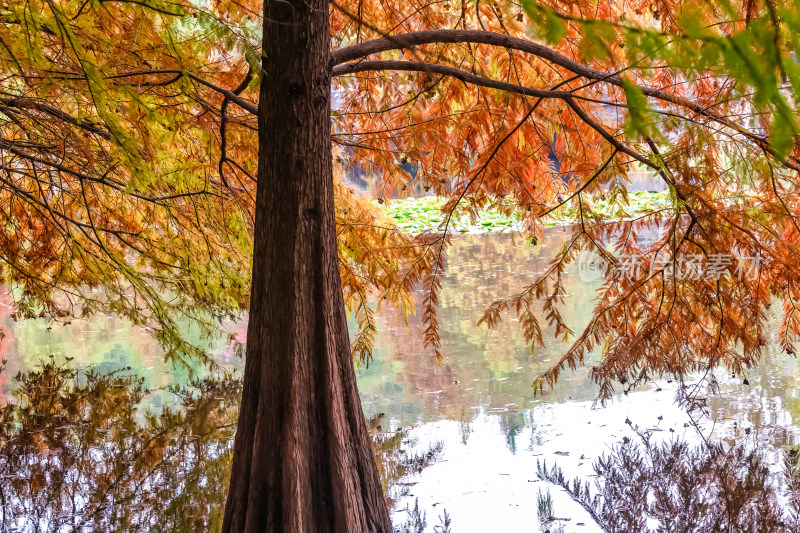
[{"x1": 220, "y1": 0, "x2": 393, "y2": 531}]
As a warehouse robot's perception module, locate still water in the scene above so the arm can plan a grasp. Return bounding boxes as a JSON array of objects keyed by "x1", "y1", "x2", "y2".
[{"x1": 2, "y1": 230, "x2": 800, "y2": 531}]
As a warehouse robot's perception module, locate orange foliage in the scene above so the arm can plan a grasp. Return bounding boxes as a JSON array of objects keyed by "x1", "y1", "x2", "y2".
[{"x1": 3, "y1": 0, "x2": 800, "y2": 396}]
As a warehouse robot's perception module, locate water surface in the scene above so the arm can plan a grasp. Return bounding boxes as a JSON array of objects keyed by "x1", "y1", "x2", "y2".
[{"x1": 3, "y1": 230, "x2": 800, "y2": 531}]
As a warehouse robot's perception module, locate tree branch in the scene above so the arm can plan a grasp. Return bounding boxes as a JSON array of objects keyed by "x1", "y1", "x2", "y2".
[
  {"x1": 333, "y1": 59, "x2": 571, "y2": 99},
  {"x1": 0, "y1": 97, "x2": 111, "y2": 139},
  {"x1": 332, "y1": 29, "x2": 797, "y2": 170}
]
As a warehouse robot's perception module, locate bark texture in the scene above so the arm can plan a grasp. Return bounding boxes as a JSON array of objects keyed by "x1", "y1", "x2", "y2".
[{"x1": 220, "y1": 0, "x2": 393, "y2": 530}]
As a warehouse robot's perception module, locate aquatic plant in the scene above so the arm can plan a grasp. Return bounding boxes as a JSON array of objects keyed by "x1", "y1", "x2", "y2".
[
  {"x1": 537, "y1": 488, "x2": 554, "y2": 521},
  {"x1": 538, "y1": 432, "x2": 796, "y2": 532},
  {"x1": 433, "y1": 510, "x2": 452, "y2": 533},
  {"x1": 393, "y1": 498, "x2": 427, "y2": 533},
  {"x1": 393, "y1": 498, "x2": 451, "y2": 533},
  {"x1": 378, "y1": 192, "x2": 674, "y2": 235}
]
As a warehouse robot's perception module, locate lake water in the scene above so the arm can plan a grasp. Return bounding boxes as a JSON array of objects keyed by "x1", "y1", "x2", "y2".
[{"x1": 2, "y1": 230, "x2": 799, "y2": 531}]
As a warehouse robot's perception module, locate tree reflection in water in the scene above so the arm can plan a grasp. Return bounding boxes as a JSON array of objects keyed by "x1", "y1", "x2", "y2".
[
  {"x1": 0, "y1": 361, "x2": 441, "y2": 532},
  {"x1": 539, "y1": 428, "x2": 800, "y2": 532},
  {"x1": 0, "y1": 360, "x2": 237, "y2": 532}
]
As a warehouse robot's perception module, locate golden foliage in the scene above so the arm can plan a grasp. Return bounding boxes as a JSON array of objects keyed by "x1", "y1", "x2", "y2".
[{"x1": 4, "y1": 0, "x2": 800, "y2": 396}]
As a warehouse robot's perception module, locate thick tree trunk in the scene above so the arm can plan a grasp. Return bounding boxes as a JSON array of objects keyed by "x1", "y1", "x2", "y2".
[{"x1": 220, "y1": 0, "x2": 393, "y2": 531}]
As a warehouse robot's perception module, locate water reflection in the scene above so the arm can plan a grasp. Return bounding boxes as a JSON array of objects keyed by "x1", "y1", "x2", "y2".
[
  {"x1": 0, "y1": 363, "x2": 437, "y2": 532},
  {"x1": 0, "y1": 293, "x2": 246, "y2": 407},
  {"x1": 354, "y1": 232, "x2": 800, "y2": 530},
  {"x1": 358, "y1": 231, "x2": 605, "y2": 429},
  {"x1": 357, "y1": 232, "x2": 800, "y2": 447},
  {"x1": 0, "y1": 362, "x2": 238, "y2": 533},
  {"x1": 3, "y1": 231, "x2": 800, "y2": 531}
]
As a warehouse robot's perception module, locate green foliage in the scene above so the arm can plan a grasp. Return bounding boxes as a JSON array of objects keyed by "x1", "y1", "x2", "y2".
[
  {"x1": 521, "y1": 0, "x2": 566, "y2": 45},
  {"x1": 521, "y1": 0, "x2": 800, "y2": 156},
  {"x1": 621, "y1": 78, "x2": 656, "y2": 140},
  {"x1": 0, "y1": 0, "x2": 257, "y2": 369},
  {"x1": 378, "y1": 191, "x2": 673, "y2": 234}
]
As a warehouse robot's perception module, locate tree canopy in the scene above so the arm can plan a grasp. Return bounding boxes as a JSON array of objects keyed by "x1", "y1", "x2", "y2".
[{"x1": 3, "y1": 0, "x2": 800, "y2": 399}]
